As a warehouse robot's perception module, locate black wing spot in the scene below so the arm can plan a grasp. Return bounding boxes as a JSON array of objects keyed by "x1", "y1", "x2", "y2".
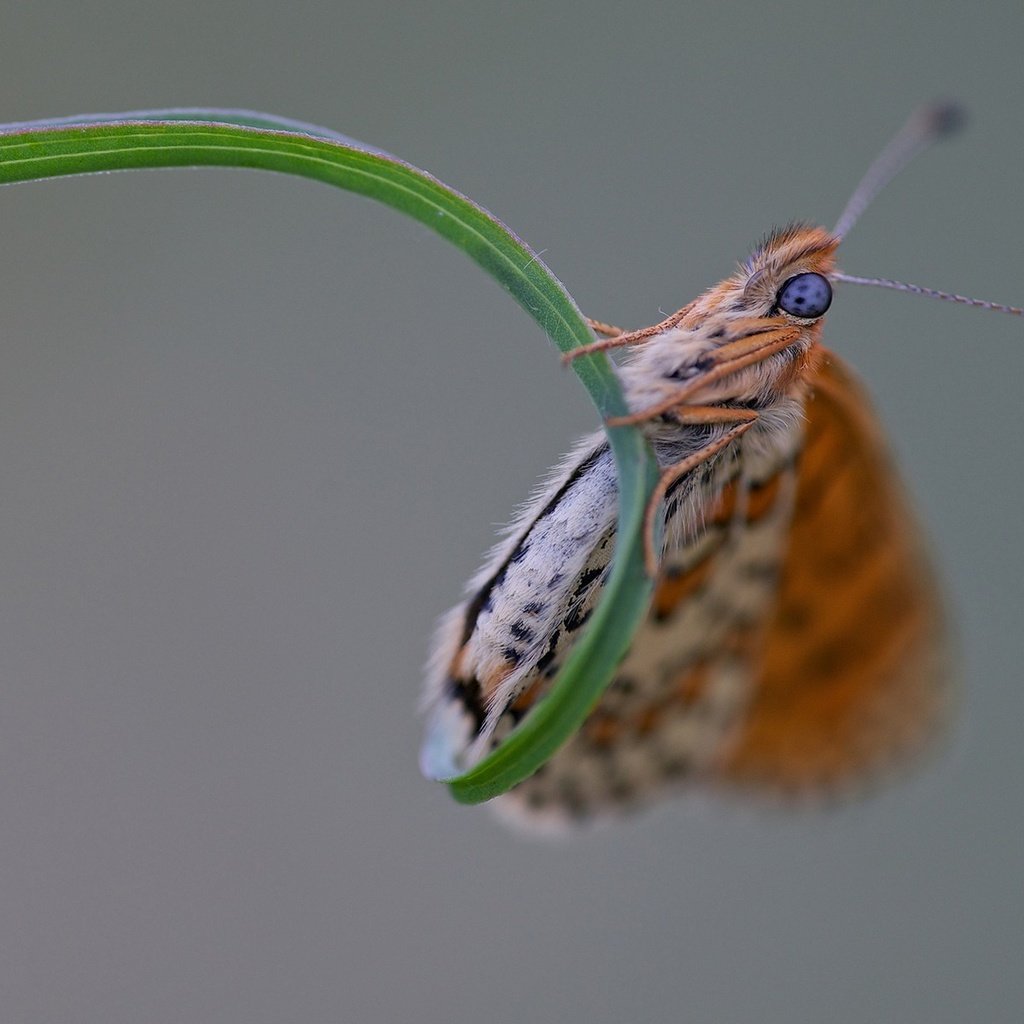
[
  {"x1": 448, "y1": 675, "x2": 487, "y2": 735},
  {"x1": 739, "y1": 559, "x2": 779, "y2": 581},
  {"x1": 564, "y1": 604, "x2": 593, "y2": 633},
  {"x1": 611, "y1": 675, "x2": 637, "y2": 695},
  {"x1": 536, "y1": 629, "x2": 561, "y2": 674},
  {"x1": 572, "y1": 566, "x2": 603, "y2": 600},
  {"x1": 509, "y1": 620, "x2": 535, "y2": 643},
  {"x1": 502, "y1": 646, "x2": 523, "y2": 666},
  {"x1": 660, "y1": 755, "x2": 694, "y2": 778},
  {"x1": 509, "y1": 542, "x2": 531, "y2": 565}
]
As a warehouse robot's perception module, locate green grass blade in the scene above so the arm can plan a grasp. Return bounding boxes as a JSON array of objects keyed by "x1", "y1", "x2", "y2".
[{"x1": 0, "y1": 112, "x2": 659, "y2": 803}]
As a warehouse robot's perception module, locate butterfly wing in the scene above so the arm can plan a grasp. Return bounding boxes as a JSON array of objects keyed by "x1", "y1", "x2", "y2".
[
  {"x1": 711, "y1": 349, "x2": 951, "y2": 797},
  {"x1": 494, "y1": 348, "x2": 949, "y2": 827}
]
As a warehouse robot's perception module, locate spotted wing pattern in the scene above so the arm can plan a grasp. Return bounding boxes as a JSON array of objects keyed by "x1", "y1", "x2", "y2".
[
  {"x1": 492, "y1": 423, "x2": 801, "y2": 828},
  {"x1": 493, "y1": 351, "x2": 948, "y2": 828},
  {"x1": 422, "y1": 346, "x2": 948, "y2": 831},
  {"x1": 420, "y1": 412, "x2": 800, "y2": 790}
]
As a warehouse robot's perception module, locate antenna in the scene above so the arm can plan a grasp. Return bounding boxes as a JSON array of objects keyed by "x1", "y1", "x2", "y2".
[
  {"x1": 832, "y1": 102, "x2": 964, "y2": 240},
  {"x1": 831, "y1": 272, "x2": 1022, "y2": 317},
  {"x1": 830, "y1": 102, "x2": 1019, "y2": 318}
]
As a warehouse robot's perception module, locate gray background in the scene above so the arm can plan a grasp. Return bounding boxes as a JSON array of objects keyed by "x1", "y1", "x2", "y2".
[{"x1": 1, "y1": 2, "x2": 1022, "y2": 1022}]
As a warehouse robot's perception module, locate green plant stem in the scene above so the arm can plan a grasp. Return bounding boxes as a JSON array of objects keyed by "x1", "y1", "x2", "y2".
[{"x1": 0, "y1": 111, "x2": 658, "y2": 803}]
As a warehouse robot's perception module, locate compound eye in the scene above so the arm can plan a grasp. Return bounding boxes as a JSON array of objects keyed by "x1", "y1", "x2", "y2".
[{"x1": 776, "y1": 272, "x2": 832, "y2": 318}]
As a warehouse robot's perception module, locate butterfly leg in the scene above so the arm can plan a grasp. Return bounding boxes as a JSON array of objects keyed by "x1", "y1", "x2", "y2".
[
  {"x1": 562, "y1": 303, "x2": 697, "y2": 365},
  {"x1": 643, "y1": 410, "x2": 759, "y2": 576}
]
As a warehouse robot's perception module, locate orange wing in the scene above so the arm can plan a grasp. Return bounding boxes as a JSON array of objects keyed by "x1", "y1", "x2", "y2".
[{"x1": 712, "y1": 349, "x2": 952, "y2": 797}]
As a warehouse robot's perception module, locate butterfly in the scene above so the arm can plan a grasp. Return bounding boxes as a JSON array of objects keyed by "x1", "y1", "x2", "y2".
[{"x1": 419, "y1": 103, "x2": 1020, "y2": 831}]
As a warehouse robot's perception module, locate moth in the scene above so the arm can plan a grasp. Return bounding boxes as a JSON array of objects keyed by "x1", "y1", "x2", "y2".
[{"x1": 420, "y1": 104, "x2": 1020, "y2": 830}]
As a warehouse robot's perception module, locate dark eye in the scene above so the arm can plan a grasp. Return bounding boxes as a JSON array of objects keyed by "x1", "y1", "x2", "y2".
[{"x1": 776, "y1": 273, "x2": 832, "y2": 318}]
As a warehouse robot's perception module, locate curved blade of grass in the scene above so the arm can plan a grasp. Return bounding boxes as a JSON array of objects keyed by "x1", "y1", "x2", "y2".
[{"x1": 0, "y1": 111, "x2": 659, "y2": 803}]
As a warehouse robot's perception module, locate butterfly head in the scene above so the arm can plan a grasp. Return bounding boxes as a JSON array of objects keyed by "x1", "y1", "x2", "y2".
[
  {"x1": 619, "y1": 225, "x2": 840, "y2": 415},
  {"x1": 741, "y1": 224, "x2": 839, "y2": 319},
  {"x1": 683, "y1": 223, "x2": 839, "y2": 329}
]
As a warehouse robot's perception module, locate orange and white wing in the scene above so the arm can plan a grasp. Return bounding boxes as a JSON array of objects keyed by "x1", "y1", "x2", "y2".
[{"x1": 495, "y1": 350, "x2": 950, "y2": 827}]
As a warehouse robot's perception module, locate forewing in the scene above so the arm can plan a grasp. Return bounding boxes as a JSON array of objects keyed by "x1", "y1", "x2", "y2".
[{"x1": 420, "y1": 433, "x2": 620, "y2": 780}]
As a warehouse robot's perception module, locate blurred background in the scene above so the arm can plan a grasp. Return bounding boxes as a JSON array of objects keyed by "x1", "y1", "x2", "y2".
[{"x1": 0, "y1": 2, "x2": 1021, "y2": 1022}]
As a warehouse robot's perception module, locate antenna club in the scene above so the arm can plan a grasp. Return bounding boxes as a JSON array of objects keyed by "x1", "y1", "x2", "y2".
[{"x1": 923, "y1": 101, "x2": 967, "y2": 139}]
